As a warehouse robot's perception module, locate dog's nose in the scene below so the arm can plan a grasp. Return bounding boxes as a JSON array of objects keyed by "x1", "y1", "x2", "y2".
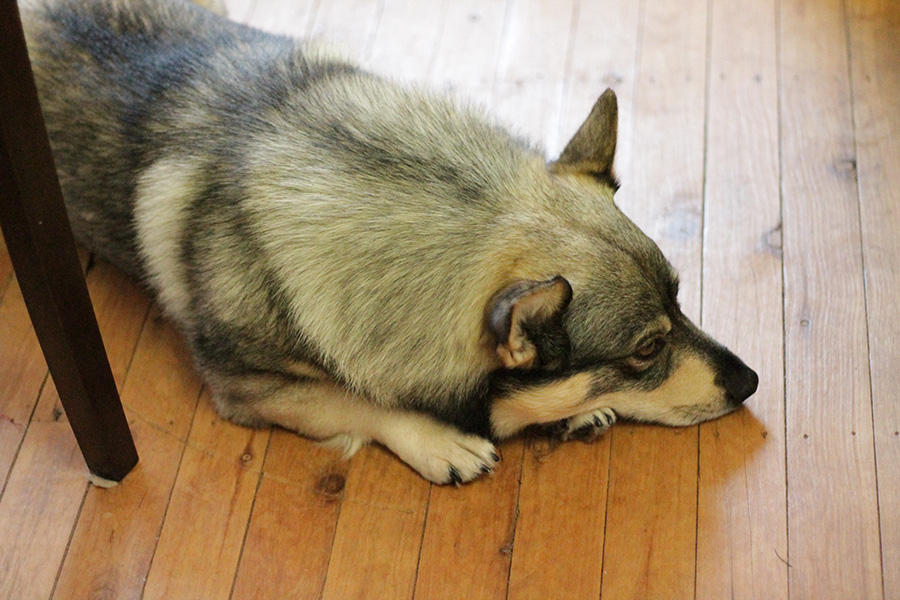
[
  {"x1": 715, "y1": 354, "x2": 759, "y2": 406},
  {"x1": 728, "y1": 366, "x2": 759, "y2": 405}
]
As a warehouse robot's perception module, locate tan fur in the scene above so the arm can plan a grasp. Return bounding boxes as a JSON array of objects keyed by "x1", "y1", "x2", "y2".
[
  {"x1": 602, "y1": 354, "x2": 728, "y2": 425},
  {"x1": 491, "y1": 373, "x2": 595, "y2": 438},
  {"x1": 133, "y1": 156, "x2": 200, "y2": 322},
  {"x1": 491, "y1": 353, "x2": 735, "y2": 438}
]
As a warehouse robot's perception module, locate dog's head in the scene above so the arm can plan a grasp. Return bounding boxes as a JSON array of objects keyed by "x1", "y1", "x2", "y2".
[{"x1": 488, "y1": 89, "x2": 758, "y2": 438}]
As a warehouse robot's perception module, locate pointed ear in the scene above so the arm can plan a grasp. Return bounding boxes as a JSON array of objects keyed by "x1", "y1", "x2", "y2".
[
  {"x1": 489, "y1": 276, "x2": 572, "y2": 370},
  {"x1": 553, "y1": 88, "x2": 618, "y2": 183}
]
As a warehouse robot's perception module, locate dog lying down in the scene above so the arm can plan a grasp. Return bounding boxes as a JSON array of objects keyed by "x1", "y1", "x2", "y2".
[{"x1": 22, "y1": 0, "x2": 759, "y2": 484}]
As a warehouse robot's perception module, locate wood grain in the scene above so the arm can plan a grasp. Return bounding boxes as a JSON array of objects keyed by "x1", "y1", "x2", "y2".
[
  {"x1": 31, "y1": 258, "x2": 151, "y2": 422},
  {"x1": 51, "y1": 414, "x2": 185, "y2": 600},
  {"x1": 0, "y1": 2, "x2": 896, "y2": 598},
  {"x1": 557, "y1": 0, "x2": 641, "y2": 182},
  {"x1": 0, "y1": 248, "x2": 89, "y2": 483},
  {"x1": 507, "y1": 436, "x2": 610, "y2": 600},
  {"x1": 230, "y1": 432, "x2": 350, "y2": 600},
  {"x1": 0, "y1": 422, "x2": 86, "y2": 600},
  {"x1": 230, "y1": 3, "x2": 383, "y2": 597},
  {"x1": 0, "y1": 257, "x2": 150, "y2": 599},
  {"x1": 241, "y1": 0, "x2": 317, "y2": 37},
  {"x1": 847, "y1": 0, "x2": 900, "y2": 596},
  {"x1": 779, "y1": 0, "x2": 882, "y2": 596},
  {"x1": 599, "y1": 0, "x2": 708, "y2": 595},
  {"x1": 317, "y1": 3, "x2": 446, "y2": 598},
  {"x1": 309, "y1": 0, "x2": 382, "y2": 62},
  {"x1": 367, "y1": 0, "x2": 447, "y2": 83},
  {"x1": 493, "y1": 0, "x2": 577, "y2": 153},
  {"x1": 601, "y1": 426, "x2": 700, "y2": 599},
  {"x1": 116, "y1": 305, "x2": 203, "y2": 440},
  {"x1": 414, "y1": 460, "x2": 521, "y2": 600},
  {"x1": 141, "y1": 392, "x2": 269, "y2": 600},
  {"x1": 50, "y1": 277, "x2": 198, "y2": 599},
  {"x1": 429, "y1": 0, "x2": 507, "y2": 109},
  {"x1": 0, "y1": 277, "x2": 47, "y2": 482},
  {"x1": 320, "y1": 446, "x2": 431, "y2": 600},
  {"x1": 695, "y1": 0, "x2": 788, "y2": 596}
]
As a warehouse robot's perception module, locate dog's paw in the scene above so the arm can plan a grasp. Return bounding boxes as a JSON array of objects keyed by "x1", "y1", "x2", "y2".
[
  {"x1": 549, "y1": 407, "x2": 617, "y2": 442},
  {"x1": 379, "y1": 416, "x2": 500, "y2": 485},
  {"x1": 416, "y1": 430, "x2": 500, "y2": 485}
]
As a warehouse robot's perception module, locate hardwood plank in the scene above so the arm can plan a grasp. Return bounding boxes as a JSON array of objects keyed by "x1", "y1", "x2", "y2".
[
  {"x1": 221, "y1": 0, "x2": 254, "y2": 23},
  {"x1": 116, "y1": 305, "x2": 202, "y2": 441},
  {"x1": 0, "y1": 277, "x2": 47, "y2": 483},
  {"x1": 599, "y1": 0, "x2": 708, "y2": 595},
  {"x1": 506, "y1": 4, "x2": 640, "y2": 597},
  {"x1": 617, "y1": 0, "x2": 708, "y2": 299},
  {"x1": 223, "y1": 17, "x2": 394, "y2": 597},
  {"x1": 0, "y1": 242, "x2": 87, "y2": 485},
  {"x1": 367, "y1": 0, "x2": 447, "y2": 82},
  {"x1": 493, "y1": 0, "x2": 576, "y2": 153},
  {"x1": 695, "y1": 0, "x2": 788, "y2": 596},
  {"x1": 231, "y1": 432, "x2": 350, "y2": 600},
  {"x1": 0, "y1": 257, "x2": 150, "y2": 598},
  {"x1": 507, "y1": 436, "x2": 610, "y2": 600},
  {"x1": 321, "y1": 446, "x2": 430, "y2": 600},
  {"x1": 847, "y1": 0, "x2": 900, "y2": 596},
  {"x1": 51, "y1": 414, "x2": 185, "y2": 600},
  {"x1": 430, "y1": 0, "x2": 508, "y2": 109},
  {"x1": 779, "y1": 0, "x2": 882, "y2": 596},
  {"x1": 413, "y1": 441, "x2": 521, "y2": 600},
  {"x1": 0, "y1": 422, "x2": 86, "y2": 600},
  {"x1": 49, "y1": 270, "x2": 201, "y2": 598},
  {"x1": 317, "y1": 4, "x2": 446, "y2": 597},
  {"x1": 601, "y1": 427, "x2": 699, "y2": 599},
  {"x1": 141, "y1": 391, "x2": 269, "y2": 600},
  {"x1": 557, "y1": 0, "x2": 641, "y2": 179},
  {"x1": 308, "y1": 0, "x2": 382, "y2": 62}
]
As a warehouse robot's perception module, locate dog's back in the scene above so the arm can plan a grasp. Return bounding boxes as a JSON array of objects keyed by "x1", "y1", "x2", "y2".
[
  {"x1": 22, "y1": 0, "x2": 296, "y2": 275},
  {"x1": 22, "y1": 0, "x2": 550, "y2": 409}
]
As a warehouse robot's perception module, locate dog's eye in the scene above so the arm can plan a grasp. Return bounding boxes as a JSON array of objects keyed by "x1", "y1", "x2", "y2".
[{"x1": 634, "y1": 337, "x2": 665, "y2": 360}]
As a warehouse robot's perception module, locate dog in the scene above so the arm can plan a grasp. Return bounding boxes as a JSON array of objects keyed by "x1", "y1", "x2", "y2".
[{"x1": 21, "y1": 0, "x2": 758, "y2": 484}]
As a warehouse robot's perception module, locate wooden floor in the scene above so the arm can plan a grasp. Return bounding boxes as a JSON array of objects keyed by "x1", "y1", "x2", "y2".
[{"x1": 1, "y1": 0, "x2": 898, "y2": 598}]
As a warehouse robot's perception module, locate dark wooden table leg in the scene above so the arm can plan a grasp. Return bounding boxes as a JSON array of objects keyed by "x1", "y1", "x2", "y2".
[{"x1": 0, "y1": 0, "x2": 138, "y2": 482}]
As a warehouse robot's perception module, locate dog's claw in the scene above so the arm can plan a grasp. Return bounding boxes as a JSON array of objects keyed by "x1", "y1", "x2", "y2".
[
  {"x1": 449, "y1": 466, "x2": 463, "y2": 486},
  {"x1": 552, "y1": 407, "x2": 618, "y2": 442}
]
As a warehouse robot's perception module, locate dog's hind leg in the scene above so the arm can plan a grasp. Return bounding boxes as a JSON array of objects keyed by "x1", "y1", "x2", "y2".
[{"x1": 213, "y1": 377, "x2": 499, "y2": 485}]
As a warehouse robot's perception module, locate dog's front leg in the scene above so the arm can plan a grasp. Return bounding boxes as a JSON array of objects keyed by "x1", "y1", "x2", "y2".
[
  {"x1": 214, "y1": 377, "x2": 499, "y2": 485},
  {"x1": 490, "y1": 373, "x2": 616, "y2": 441},
  {"x1": 546, "y1": 407, "x2": 617, "y2": 442}
]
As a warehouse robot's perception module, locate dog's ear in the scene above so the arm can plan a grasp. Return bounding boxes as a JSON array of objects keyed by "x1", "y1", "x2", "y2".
[
  {"x1": 489, "y1": 276, "x2": 572, "y2": 370},
  {"x1": 552, "y1": 88, "x2": 618, "y2": 184}
]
